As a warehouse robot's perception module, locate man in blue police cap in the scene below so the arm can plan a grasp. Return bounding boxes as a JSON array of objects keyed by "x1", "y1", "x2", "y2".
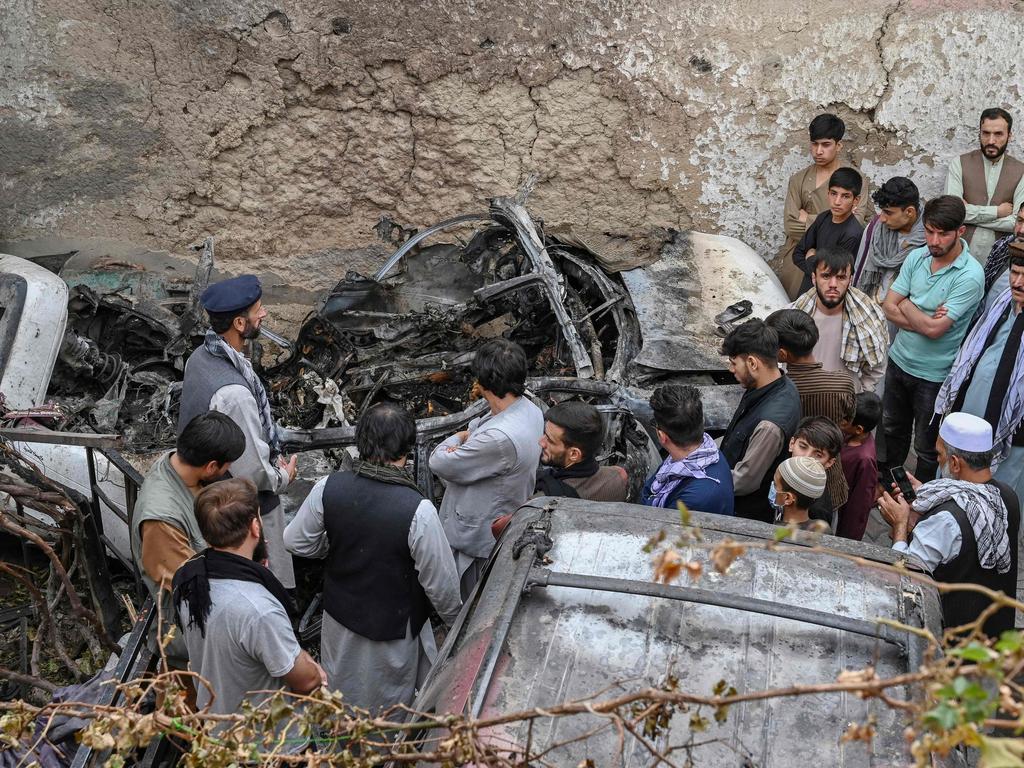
[{"x1": 177, "y1": 274, "x2": 298, "y2": 589}]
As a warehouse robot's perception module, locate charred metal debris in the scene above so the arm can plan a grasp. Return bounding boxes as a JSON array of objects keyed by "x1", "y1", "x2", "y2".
[{"x1": 9, "y1": 182, "x2": 720, "y2": 457}]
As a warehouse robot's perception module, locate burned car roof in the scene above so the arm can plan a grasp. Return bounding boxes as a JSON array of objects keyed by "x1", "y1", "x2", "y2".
[{"x1": 410, "y1": 497, "x2": 953, "y2": 767}]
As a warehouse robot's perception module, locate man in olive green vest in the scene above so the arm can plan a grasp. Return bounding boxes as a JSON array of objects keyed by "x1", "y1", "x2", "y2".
[{"x1": 946, "y1": 107, "x2": 1024, "y2": 264}]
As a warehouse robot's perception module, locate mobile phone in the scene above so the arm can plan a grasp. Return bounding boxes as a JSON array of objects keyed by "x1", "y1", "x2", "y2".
[{"x1": 890, "y1": 467, "x2": 916, "y2": 502}]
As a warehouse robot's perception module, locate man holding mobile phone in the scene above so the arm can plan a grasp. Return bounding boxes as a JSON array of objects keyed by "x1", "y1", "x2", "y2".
[{"x1": 878, "y1": 412, "x2": 1019, "y2": 637}]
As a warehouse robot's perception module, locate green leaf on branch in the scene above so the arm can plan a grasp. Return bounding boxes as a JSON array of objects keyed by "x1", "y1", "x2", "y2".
[
  {"x1": 995, "y1": 630, "x2": 1023, "y2": 654},
  {"x1": 923, "y1": 703, "x2": 959, "y2": 732},
  {"x1": 978, "y1": 734, "x2": 1024, "y2": 767},
  {"x1": 950, "y1": 642, "x2": 996, "y2": 662}
]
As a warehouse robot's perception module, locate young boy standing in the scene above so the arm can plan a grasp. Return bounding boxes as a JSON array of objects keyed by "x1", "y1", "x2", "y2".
[
  {"x1": 837, "y1": 392, "x2": 882, "y2": 541},
  {"x1": 771, "y1": 456, "x2": 829, "y2": 533},
  {"x1": 779, "y1": 114, "x2": 871, "y2": 300},
  {"x1": 787, "y1": 416, "x2": 845, "y2": 529},
  {"x1": 793, "y1": 167, "x2": 866, "y2": 294}
]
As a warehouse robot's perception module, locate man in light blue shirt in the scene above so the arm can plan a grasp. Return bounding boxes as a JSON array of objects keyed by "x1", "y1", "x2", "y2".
[{"x1": 881, "y1": 195, "x2": 984, "y2": 481}]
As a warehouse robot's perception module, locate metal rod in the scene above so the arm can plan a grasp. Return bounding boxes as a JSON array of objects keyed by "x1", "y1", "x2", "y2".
[
  {"x1": 526, "y1": 569, "x2": 906, "y2": 650},
  {"x1": 259, "y1": 326, "x2": 292, "y2": 350}
]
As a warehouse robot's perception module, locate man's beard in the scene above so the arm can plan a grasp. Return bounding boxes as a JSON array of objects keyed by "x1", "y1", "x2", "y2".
[
  {"x1": 253, "y1": 526, "x2": 269, "y2": 563},
  {"x1": 815, "y1": 285, "x2": 845, "y2": 309},
  {"x1": 241, "y1": 319, "x2": 261, "y2": 341},
  {"x1": 981, "y1": 140, "x2": 1008, "y2": 160}
]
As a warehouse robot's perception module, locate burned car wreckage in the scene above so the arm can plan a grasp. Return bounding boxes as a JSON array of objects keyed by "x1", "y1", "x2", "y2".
[{"x1": 2, "y1": 184, "x2": 788, "y2": 504}]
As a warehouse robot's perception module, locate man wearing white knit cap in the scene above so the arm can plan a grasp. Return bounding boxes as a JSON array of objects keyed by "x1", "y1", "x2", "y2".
[
  {"x1": 879, "y1": 411, "x2": 1020, "y2": 636},
  {"x1": 771, "y1": 456, "x2": 830, "y2": 534}
]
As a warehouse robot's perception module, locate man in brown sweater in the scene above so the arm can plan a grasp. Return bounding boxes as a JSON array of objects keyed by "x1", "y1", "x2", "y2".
[
  {"x1": 767, "y1": 308, "x2": 856, "y2": 511},
  {"x1": 130, "y1": 412, "x2": 245, "y2": 660},
  {"x1": 535, "y1": 401, "x2": 629, "y2": 501}
]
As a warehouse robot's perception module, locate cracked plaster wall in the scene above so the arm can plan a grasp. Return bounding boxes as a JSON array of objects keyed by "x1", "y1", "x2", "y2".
[{"x1": 2, "y1": 0, "x2": 1023, "y2": 288}]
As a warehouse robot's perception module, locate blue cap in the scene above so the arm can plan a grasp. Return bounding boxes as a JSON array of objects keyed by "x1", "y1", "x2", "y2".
[{"x1": 200, "y1": 275, "x2": 262, "y2": 314}]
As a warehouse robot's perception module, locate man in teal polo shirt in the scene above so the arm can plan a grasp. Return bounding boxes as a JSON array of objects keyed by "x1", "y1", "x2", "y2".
[{"x1": 881, "y1": 195, "x2": 984, "y2": 481}]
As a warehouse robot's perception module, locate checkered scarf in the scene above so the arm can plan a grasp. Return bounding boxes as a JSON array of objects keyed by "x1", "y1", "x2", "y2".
[
  {"x1": 791, "y1": 286, "x2": 888, "y2": 377},
  {"x1": 204, "y1": 331, "x2": 280, "y2": 455},
  {"x1": 912, "y1": 479, "x2": 1011, "y2": 574}
]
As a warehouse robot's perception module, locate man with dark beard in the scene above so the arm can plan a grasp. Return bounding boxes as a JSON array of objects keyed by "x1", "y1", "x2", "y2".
[
  {"x1": 535, "y1": 401, "x2": 629, "y2": 501},
  {"x1": 790, "y1": 247, "x2": 888, "y2": 393},
  {"x1": 178, "y1": 275, "x2": 299, "y2": 590},
  {"x1": 881, "y1": 196, "x2": 984, "y2": 482},
  {"x1": 946, "y1": 108, "x2": 1024, "y2": 264}
]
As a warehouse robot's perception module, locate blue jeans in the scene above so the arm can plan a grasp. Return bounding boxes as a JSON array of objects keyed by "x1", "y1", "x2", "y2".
[{"x1": 881, "y1": 360, "x2": 942, "y2": 482}]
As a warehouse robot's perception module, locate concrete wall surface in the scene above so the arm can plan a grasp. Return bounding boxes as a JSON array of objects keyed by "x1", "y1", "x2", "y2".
[{"x1": 2, "y1": 0, "x2": 1022, "y2": 286}]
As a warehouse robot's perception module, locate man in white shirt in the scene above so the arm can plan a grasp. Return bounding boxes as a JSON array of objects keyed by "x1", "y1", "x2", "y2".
[
  {"x1": 878, "y1": 412, "x2": 1019, "y2": 636},
  {"x1": 946, "y1": 107, "x2": 1024, "y2": 264}
]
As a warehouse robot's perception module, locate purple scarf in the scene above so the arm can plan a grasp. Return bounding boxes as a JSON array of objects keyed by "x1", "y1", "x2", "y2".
[{"x1": 649, "y1": 433, "x2": 720, "y2": 508}]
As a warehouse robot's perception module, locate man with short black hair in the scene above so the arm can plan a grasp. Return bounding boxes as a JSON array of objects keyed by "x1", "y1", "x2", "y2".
[
  {"x1": 854, "y1": 176, "x2": 927, "y2": 332},
  {"x1": 792, "y1": 167, "x2": 866, "y2": 294},
  {"x1": 284, "y1": 403, "x2": 461, "y2": 714},
  {"x1": 791, "y1": 247, "x2": 888, "y2": 392},
  {"x1": 719, "y1": 320, "x2": 801, "y2": 522},
  {"x1": 640, "y1": 385, "x2": 734, "y2": 515},
  {"x1": 879, "y1": 413, "x2": 1019, "y2": 637},
  {"x1": 947, "y1": 107, "x2": 1024, "y2": 264},
  {"x1": 178, "y1": 275, "x2": 299, "y2": 589},
  {"x1": 173, "y1": 478, "x2": 325, "y2": 731},
  {"x1": 131, "y1": 412, "x2": 245, "y2": 661},
  {"x1": 535, "y1": 401, "x2": 629, "y2": 502},
  {"x1": 430, "y1": 339, "x2": 544, "y2": 597},
  {"x1": 977, "y1": 202, "x2": 1024, "y2": 305},
  {"x1": 779, "y1": 114, "x2": 871, "y2": 299},
  {"x1": 882, "y1": 195, "x2": 985, "y2": 482},
  {"x1": 767, "y1": 308, "x2": 856, "y2": 512}
]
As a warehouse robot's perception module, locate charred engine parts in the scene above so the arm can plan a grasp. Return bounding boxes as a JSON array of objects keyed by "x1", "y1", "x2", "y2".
[{"x1": 59, "y1": 330, "x2": 126, "y2": 384}]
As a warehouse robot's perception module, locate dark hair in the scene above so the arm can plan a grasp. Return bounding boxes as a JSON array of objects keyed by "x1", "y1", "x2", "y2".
[
  {"x1": 1009, "y1": 249, "x2": 1024, "y2": 271},
  {"x1": 207, "y1": 309, "x2": 249, "y2": 335},
  {"x1": 828, "y1": 167, "x2": 862, "y2": 196},
  {"x1": 720, "y1": 319, "x2": 779, "y2": 364},
  {"x1": 765, "y1": 309, "x2": 818, "y2": 358},
  {"x1": 472, "y1": 339, "x2": 527, "y2": 398},
  {"x1": 545, "y1": 401, "x2": 605, "y2": 461},
  {"x1": 195, "y1": 478, "x2": 259, "y2": 549},
  {"x1": 871, "y1": 176, "x2": 920, "y2": 210},
  {"x1": 794, "y1": 416, "x2": 843, "y2": 459},
  {"x1": 980, "y1": 107, "x2": 1013, "y2": 132},
  {"x1": 650, "y1": 385, "x2": 705, "y2": 447},
  {"x1": 777, "y1": 474, "x2": 817, "y2": 510},
  {"x1": 811, "y1": 247, "x2": 854, "y2": 275},
  {"x1": 177, "y1": 412, "x2": 246, "y2": 467},
  {"x1": 852, "y1": 391, "x2": 882, "y2": 433},
  {"x1": 948, "y1": 445, "x2": 995, "y2": 470},
  {"x1": 356, "y1": 402, "x2": 416, "y2": 464},
  {"x1": 923, "y1": 195, "x2": 967, "y2": 231},
  {"x1": 809, "y1": 113, "x2": 845, "y2": 142}
]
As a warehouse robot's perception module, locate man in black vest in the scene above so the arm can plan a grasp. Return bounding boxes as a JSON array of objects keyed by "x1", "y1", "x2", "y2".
[
  {"x1": 284, "y1": 403, "x2": 461, "y2": 714},
  {"x1": 879, "y1": 412, "x2": 1020, "y2": 637},
  {"x1": 719, "y1": 319, "x2": 802, "y2": 523},
  {"x1": 177, "y1": 275, "x2": 298, "y2": 590}
]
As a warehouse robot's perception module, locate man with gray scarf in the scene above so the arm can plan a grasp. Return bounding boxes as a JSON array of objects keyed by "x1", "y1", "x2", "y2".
[
  {"x1": 177, "y1": 275, "x2": 299, "y2": 589},
  {"x1": 853, "y1": 176, "x2": 927, "y2": 340}
]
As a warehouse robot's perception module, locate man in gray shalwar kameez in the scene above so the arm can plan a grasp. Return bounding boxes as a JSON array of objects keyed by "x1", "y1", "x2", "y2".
[
  {"x1": 429, "y1": 339, "x2": 544, "y2": 599},
  {"x1": 284, "y1": 403, "x2": 461, "y2": 715}
]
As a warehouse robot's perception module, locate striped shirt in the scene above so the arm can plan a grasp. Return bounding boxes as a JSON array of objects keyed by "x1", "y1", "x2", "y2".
[{"x1": 786, "y1": 362, "x2": 857, "y2": 509}]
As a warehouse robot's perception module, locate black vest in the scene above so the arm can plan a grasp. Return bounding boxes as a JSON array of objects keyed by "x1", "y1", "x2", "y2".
[
  {"x1": 321, "y1": 471, "x2": 431, "y2": 641},
  {"x1": 720, "y1": 375, "x2": 802, "y2": 523},
  {"x1": 932, "y1": 480, "x2": 1020, "y2": 638}
]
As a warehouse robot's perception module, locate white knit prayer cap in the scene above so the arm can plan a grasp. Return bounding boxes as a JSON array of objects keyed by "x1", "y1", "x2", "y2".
[{"x1": 939, "y1": 412, "x2": 993, "y2": 453}]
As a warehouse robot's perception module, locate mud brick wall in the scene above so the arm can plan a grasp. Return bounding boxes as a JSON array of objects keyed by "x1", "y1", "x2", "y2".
[{"x1": 2, "y1": 0, "x2": 1022, "y2": 290}]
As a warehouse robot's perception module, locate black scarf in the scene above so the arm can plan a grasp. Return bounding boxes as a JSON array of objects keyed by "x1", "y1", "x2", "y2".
[
  {"x1": 352, "y1": 458, "x2": 424, "y2": 495},
  {"x1": 545, "y1": 456, "x2": 600, "y2": 480},
  {"x1": 172, "y1": 549, "x2": 297, "y2": 638}
]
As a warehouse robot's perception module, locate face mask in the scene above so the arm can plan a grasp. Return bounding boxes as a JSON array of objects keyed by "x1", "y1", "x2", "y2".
[{"x1": 769, "y1": 481, "x2": 784, "y2": 520}]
